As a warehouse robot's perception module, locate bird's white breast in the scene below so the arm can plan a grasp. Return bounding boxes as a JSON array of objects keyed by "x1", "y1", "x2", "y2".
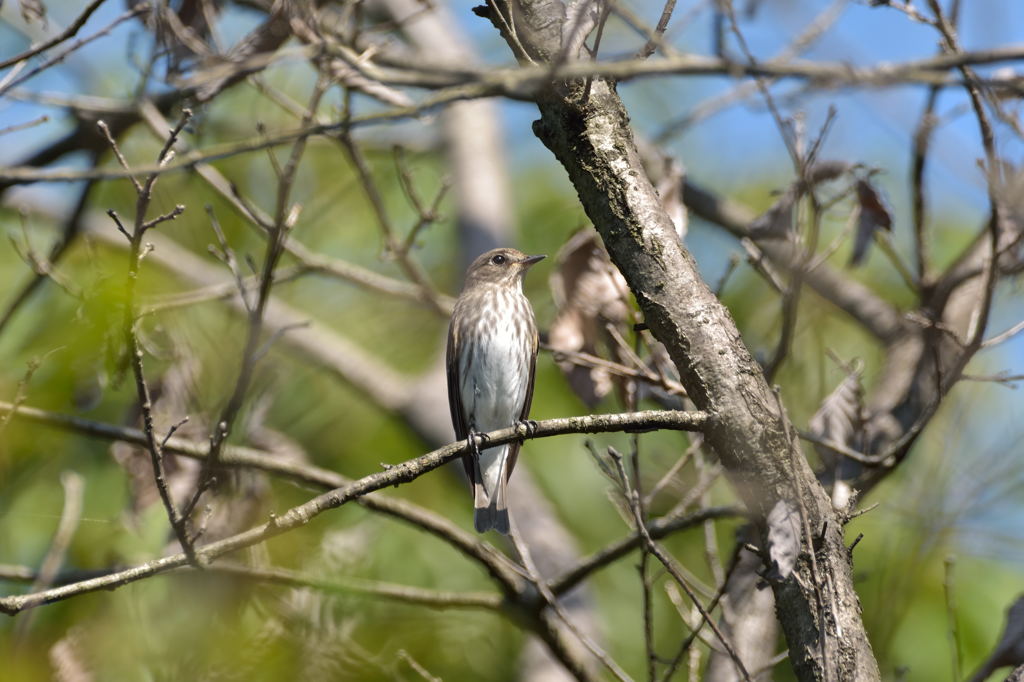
[{"x1": 458, "y1": 287, "x2": 531, "y2": 435}]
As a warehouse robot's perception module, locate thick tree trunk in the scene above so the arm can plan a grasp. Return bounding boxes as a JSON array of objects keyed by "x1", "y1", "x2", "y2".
[{"x1": 480, "y1": 2, "x2": 880, "y2": 679}]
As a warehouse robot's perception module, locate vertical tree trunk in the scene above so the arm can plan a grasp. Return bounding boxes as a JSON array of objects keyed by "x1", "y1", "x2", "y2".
[{"x1": 479, "y1": 2, "x2": 880, "y2": 679}]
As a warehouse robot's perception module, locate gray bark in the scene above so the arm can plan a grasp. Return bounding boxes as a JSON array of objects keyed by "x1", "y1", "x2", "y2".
[{"x1": 480, "y1": 2, "x2": 881, "y2": 679}]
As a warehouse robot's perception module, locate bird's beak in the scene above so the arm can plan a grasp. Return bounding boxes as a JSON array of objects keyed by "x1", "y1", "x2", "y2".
[{"x1": 521, "y1": 254, "x2": 546, "y2": 267}]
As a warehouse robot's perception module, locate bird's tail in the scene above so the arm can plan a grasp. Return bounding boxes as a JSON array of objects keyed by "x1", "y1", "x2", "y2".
[{"x1": 472, "y1": 446, "x2": 510, "y2": 534}]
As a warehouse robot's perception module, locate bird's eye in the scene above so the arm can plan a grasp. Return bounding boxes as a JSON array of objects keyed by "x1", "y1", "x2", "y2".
[{"x1": 491, "y1": 254, "x2": 507, "y2": 265}]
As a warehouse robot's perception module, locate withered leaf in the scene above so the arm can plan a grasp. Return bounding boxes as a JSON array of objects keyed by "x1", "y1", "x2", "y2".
[
  {"x1": 809, "y1": 363, "x2": 866, "y2": 469},
  {"x1": 111, "y1": 354, "x2": 205, "y2": 517},
  {"x1": 810, "y1": 362, "x2": 866, "y2": 509},
  {"x1": 50, "y1": 627, "x2": 94, "y2": 682},
  {"x1": 19, "y1": 0, "x2": 47, "y2": 26},
  {"x1": 850, "y1": 178, "x2": 893, "y2": 266},
  {"x1": 549, "y1": 229, "x2": 631, "y2": 407},
  {"x1": 804, "y1": 160, "x2": 851, "y2": 186}
]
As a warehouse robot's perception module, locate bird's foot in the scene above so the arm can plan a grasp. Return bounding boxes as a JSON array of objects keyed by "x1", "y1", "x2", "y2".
[
  {"x1": 468, "y1": 429, "x2": 489, "y2": 457},
  {"x1": 517, "y1": 419, "x2": 539, "y2": 438}
]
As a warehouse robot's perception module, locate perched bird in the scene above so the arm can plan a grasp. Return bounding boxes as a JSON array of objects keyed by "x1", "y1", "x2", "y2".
[{"x1": 446, "y1": 248, "x2": 544, "y2": 534}]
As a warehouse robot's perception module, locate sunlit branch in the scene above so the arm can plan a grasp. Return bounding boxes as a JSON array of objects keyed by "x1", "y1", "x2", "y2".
[{"x1": 0, "y1": 404, "x2": 707, "y2": 615}]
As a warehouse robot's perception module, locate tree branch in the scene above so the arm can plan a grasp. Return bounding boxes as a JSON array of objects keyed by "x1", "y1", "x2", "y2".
[
  {"x1": 478, "y1": 2, "x2": 881, "y2": 678},
  {"x1": 0, "y1": 407, "x2": 706, "y2": 616}
]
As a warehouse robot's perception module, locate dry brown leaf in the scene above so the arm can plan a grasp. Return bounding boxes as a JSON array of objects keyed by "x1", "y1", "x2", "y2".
[
  {"x1": 111, "y1": 353, "x2": 205, "y2": 518},
  {"x1": 19, "y1": 0, "x2": 47, "y2": 26},
  {"x1": 850, "y1": 178, "x2": 893, "y2": 266},
  {"x1": 549, "y1": 229, "x2": 631, "y2": 407},
  {"x1": 111, "y1": 343, "x2": 273, "y2": 546},
  {"x1": 809, "y1": 361, "x2": 866, "y2": 509},
  {"x1": 50, "y1": 627, "x2": 94, "y2": 682},
  {"x1": 809, "y1": 362, "x2": 866, "y2": 468}
]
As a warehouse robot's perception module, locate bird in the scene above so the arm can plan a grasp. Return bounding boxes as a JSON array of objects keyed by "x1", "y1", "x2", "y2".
[{"x1": 446, "y1": 247, "x2": 545, "y2": 534}]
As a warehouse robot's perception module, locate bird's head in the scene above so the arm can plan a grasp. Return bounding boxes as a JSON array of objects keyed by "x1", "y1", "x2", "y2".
[{"x1": 463, "y1": 248, "x2": 546, "y2": 290}]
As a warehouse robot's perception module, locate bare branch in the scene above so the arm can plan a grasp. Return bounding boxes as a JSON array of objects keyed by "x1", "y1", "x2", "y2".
[
  {"x1": 481, "y1": 1, "x2": 881, "y2": 675},
  {"x1": 183, "y1": 78, "x2": 327, "y2": 528},
  {"x1": 635, "y1": 0, "x2": 678, "y2": 60},
  {"x1": 0, "y1": 3, "x2": 148, "y2": 96},
  {"x1": 609, "y1": 448, "x2": 751, "y2": 681},
  {"x1": 0, "y1": 0, "x2": 110, "y2": 70},
  {"x1": 104, "y1": 108, "x2": 194, "y2": 562},
  {"x1": 0, "y1": 408, "x2": 708, "y2": 615},
  {"x1": 4, "y1": 44, "x2": 1024, "y2": 185}
]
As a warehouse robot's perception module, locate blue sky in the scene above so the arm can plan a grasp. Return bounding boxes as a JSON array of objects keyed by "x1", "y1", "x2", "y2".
[{"x1": 3, "y1": 0, "x2": 1022, "y2": 219}]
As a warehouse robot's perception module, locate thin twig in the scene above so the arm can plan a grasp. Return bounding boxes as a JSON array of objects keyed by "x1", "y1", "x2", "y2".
[
  {"x1": 545, "y1": 344, "x2": 688, "y2": 397},
  {"x1": 96, "y1": 120, "x2": 142, "y2": 193},
  {"x1": 636, "y1": 0, "x2": 678, "y2": 60},
  {"x1": 608, "y1": 450, "x2": 751, "y2": 681},
  {"x1": 659, "y1": 541, "x2": 747, "y2": 682},
  {"x1": 0, "y1": 115, "x2": 50, "y2": 137},
  {"x1": 397, "y1": 650, "x2": 443, "y2": 682},
  {"x1": 943, "y1": 555, "x2": 963, "y2": 682},
  {"x1": 105, "y1": 109, "x2": 195, "y2": 563},
  {"x1": 643, "y1": 435, "x2": 703, "y2": 507},
  {"x1": 203, "y1": 562, "x2": 503, "y2": 611},
  {"x1": 0, "y1": 161, "x2": 101, "y2": 335},
  {"x1": 982, "y1": 318, "x2": 1024, "y2": 348},
  {"x1": 510, "y1": 518, "x2": 633, "y2": 682},
  {"x1": 0, "y1": 4, "x2": 148, "y2": 96},
  {"x1": 960, "y1": 372, "x2": 1024, "y2": 386},
  {"x1": 624, "y1": 433, "x2": 658, "y2": 682},
  {"x1": 184, "y1": 78, "x2": 328, "y2": 527},
  {"x1": 0, "y1": 560, "x2": 503, "y2": 611},
  {"x1": 0, "y1": 349, "x2": 61, "y2": 435},
  {"x1": 541, "y1": 507, "x2": 740, "y2": 597},
  {"x1": 0, "y1": 409, "x2": 708, "y2": 615},
  {"x1": 874, "y1": 230, "x2": 920, "y2": 293},
  {"x1": 910, "y1": 84, "x2": 940, "y2": 287},
  {"x1": 655, "y1": 0, "x2": 848, "y2": 141},
  {"x1": 139, "y1": 264, "x2": 308, "y2": 316},
  {"x1": 583, "y1": 0, "x2": 612, "y2": 101},
  {"x1": 924, "y1": 0, "x2": 1001, "y2": 351},
  {"x1": 0, "y1": 0, "x2": 110, "y2": 71},
  {"x1": 337, "y1": 115, "x2": 448, "y2": 315}
]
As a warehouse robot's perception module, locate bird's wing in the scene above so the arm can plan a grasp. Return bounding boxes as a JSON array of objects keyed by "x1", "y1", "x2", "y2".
[
  {"x1": 446, "y1": 318, "x2": 475, "y2": 483},
  {"x1": 505, "y1": 325, "x2": 538, "y2": 481}
]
